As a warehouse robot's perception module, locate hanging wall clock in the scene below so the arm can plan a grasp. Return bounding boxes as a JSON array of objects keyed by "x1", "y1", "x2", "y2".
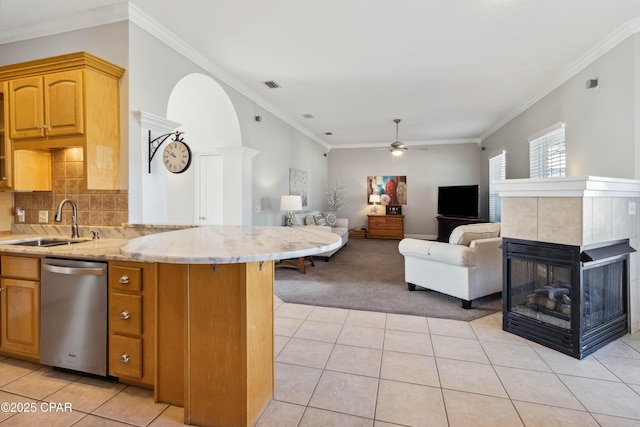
[{"x1": 162, "y1": 139, "x2": 192, "y2": 174}]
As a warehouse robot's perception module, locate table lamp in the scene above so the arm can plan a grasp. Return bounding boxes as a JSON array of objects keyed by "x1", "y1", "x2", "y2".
[
  {"x1": 281, "y1": 195, "x2": 302, "y2": 226},
  {"x1": 369, "y1": 194, "x2": 381, "y2": 214}
]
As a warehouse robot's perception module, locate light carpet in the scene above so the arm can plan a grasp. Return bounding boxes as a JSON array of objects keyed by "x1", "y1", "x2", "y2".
[{"x1": 275, "y1": 237, "x2": 502, "y2": 322}]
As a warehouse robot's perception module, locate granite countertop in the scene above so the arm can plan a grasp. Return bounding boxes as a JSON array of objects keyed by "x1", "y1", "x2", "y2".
[
  {"x1": 120, "y1": 225, "x2": 342, "y2": 264},
  {"x1": 0, "y1": 235, "x2": 130, "y2": 261}
]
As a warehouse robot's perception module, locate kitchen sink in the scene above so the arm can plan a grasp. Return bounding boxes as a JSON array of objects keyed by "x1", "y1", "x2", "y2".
[{"x1": 2, "y1": 238, "x2": 83, "y2": 247}]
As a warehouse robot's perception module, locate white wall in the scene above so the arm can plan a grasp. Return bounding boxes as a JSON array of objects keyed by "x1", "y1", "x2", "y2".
[
  {"x1": 481, "y1": 34, "x2": 637, "y2": 181},
  {"x1": 328, "y1": 143, "x2": 482, "y2": 238}
]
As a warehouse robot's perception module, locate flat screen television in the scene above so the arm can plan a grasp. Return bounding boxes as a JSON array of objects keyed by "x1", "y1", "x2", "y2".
[{"x1": 437, "y1": 185, "x2": 479, "y2": 218}]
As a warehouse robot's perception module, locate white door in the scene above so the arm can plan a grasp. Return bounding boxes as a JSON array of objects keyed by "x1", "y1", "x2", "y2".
[{"x1": 197, "y1": 154, "x2": 223, "y2": 225}]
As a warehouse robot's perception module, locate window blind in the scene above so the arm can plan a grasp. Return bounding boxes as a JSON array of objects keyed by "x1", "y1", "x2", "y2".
[
  {"x1": 529, "y1": 125, "x2": 565, "y2": 178},
  {"x1": 489, "y1": 151, "x2": 506, "y2": 223}
]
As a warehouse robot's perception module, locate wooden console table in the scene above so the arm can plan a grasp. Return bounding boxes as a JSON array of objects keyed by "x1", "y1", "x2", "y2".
[
  {"x1": 437, "y1": 216, "x2": 487, "y2": 242},
  {"x1": 368, "y1": 215, "x2": 404, "y2": 239}
]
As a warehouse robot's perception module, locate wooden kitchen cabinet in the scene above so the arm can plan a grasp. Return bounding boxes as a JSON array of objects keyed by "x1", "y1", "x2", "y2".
[
  {"x1": 0, "y1": 52, "x2": 125, "y2": 190},
  {"x1": 368, "y1": 214, "x2": 404, "y2": 239},
  {"x1": 0, "y1": 255, "x2": 41, "y2": 359},
  {"x1": 108, "y1": 260, "x2": 156, "y2": 387}
]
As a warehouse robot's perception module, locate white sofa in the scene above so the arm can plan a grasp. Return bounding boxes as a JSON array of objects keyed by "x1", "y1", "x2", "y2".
[
  {"x1": 292, "y1": 210, "x2": 349, "y2": 260},
  {"x1": 398, "y1": 223, "x2": 502, "y2": 309}
]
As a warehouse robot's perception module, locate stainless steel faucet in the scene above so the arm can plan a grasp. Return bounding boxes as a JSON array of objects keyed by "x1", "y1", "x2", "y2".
[{"x1": 54, "y1": 199, "x2": 79, "y2": 238}]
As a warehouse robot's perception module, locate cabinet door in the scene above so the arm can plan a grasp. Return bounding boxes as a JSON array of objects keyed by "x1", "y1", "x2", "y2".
[
  {"x1": 8, "y1": 76, "x2": 45, "y2": 140},
  {"x1": 0, "y1": 82, "x2": 10, "y2": 187},
  {"x1": 44, "y1": 70, "x2": 84, "y2": 137},
  {"x1": 0, "y1": 278, "x2": 40, "y2": 357}
]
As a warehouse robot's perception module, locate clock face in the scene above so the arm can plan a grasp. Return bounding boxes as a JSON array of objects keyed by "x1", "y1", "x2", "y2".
[{"x1": 163, "y1": 140, "x2": 192, "y2": 174}]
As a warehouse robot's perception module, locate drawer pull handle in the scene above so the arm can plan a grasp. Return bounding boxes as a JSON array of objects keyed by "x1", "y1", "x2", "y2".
[
  {"x1": 118, "y1": 275, "x2": 130, "y2": 284},
  {"x1": 119, "y1": 310, "x2": 130, "y2": 320},
  {"x1": 119, "y1": 354, "x2": 131, "y2": 363}
]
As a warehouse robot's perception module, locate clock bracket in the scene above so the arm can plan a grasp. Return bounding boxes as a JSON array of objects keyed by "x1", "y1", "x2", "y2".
[{"x1": 148, "y1": 130, "x2": 185, "y2": 173}]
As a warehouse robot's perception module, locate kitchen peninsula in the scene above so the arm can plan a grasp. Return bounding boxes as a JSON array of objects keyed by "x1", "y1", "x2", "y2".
[{"x1": 120, "y1": 225, "x2": 341, "y2": 427}]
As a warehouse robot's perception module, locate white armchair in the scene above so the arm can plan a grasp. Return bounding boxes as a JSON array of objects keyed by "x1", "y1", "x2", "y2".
[{"x1": 398, "y1": 223, "x2": 502, "y2": 309}]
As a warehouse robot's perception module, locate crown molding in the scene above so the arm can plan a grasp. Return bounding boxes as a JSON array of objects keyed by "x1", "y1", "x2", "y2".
[
  {"x1": 0, "y1": 3, "x2": 129, "y2": 45},
  {"x1": 128, "y1": 4, "x2": 330, "y2": 150},
  {"x1": 481, "y1": 17, "x2": 640, "y2": 141},
  {"x1": 132, "y1": 110, "x2": 181, "y2": 134}
]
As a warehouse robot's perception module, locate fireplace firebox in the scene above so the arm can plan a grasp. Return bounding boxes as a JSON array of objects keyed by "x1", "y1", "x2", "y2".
[{"x1": 502, "y1": 238, "x2": 634, "y2": 359}]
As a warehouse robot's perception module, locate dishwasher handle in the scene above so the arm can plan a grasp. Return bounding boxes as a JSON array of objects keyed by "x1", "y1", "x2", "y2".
[{"x1": 42, "y1": 263, "x2": 105, "y2": 276}]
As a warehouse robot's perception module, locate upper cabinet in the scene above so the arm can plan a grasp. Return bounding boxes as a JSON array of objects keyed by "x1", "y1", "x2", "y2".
[
  {"x1": 0, "y1": 52, "x2": 125, "y2": 190},
  {"x1": 9, "y1": 70, "x2": 84, "y2": 140},
  {"x1": 0, "y1": 82, "x2": 10, "y2": 188}
]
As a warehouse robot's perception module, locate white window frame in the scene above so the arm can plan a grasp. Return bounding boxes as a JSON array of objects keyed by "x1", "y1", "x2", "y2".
[
  {"x1": 489, "y1": 151, "x2": 506, "y2": 223},
  {"x1": 529, "y1": 122, "x2": 566, "y2": 178}
]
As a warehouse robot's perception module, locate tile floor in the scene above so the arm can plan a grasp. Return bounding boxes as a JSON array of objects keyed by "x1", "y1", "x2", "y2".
[{"x1": 1, "y1": 297, "x2": 640, "y2": 426}]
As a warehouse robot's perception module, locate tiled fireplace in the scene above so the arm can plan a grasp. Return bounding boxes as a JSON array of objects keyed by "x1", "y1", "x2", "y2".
[{"x1": 495, "y1": 177, "x2": 640, "y2": 358}]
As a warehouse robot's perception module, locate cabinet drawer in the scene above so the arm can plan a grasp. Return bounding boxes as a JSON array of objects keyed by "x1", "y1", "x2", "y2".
[
  {"x1": 1, "y1": 256, "x2": 39, "y2": 280},
  {"x1": 110, "y1": 292, "x2": 142, "y2": 335},
  {"x1": 110, "y1": 266, "x2": 142, "y2": 292},
  {"x1": 110, "y1": 335, "x2": 142, "y2": 379},
  {"x1": 368, "y1": 217, "x2": 385, "y2": 225},
  {"x1": 384, "y1": 217, "x2": 403, "y2": 225}
]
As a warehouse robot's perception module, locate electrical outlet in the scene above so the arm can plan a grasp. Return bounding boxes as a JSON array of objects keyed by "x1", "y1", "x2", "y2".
[
  {"x1": 629, "y1": 202, "x2": 636, "y2": 216},
  {"x1": 39, "y1": 210, "x2": 49, "y2": 223},
  {"x1": 16, "y1": 208, "x2": 25, "y2": 223}
]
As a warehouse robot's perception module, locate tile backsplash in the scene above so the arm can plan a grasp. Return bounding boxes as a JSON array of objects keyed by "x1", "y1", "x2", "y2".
[{"x1": 13, "y1": 147, "x2": 128, "y2": 227}]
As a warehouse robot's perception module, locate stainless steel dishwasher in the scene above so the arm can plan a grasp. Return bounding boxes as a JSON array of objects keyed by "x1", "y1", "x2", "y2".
[{"x1": 40, "y1": 258, "x2": 108, "y2": 376}]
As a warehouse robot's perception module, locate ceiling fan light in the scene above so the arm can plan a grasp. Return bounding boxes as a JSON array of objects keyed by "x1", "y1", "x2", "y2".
[{"x1": 391, "y1": 148, "x2": 404, "y2": 156}]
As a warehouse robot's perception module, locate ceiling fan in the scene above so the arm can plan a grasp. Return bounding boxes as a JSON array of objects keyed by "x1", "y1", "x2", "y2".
[{"x1": 390, "y1": 119, "x2": 408, "y2": 158}]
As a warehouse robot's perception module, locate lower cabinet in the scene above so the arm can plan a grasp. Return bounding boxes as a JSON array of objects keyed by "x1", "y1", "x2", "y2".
[
  {"x1": 0, "y1": 255, "x2": 40, "y2": 359},
  {"x1": 108, "y1": 260, "x2": 156, "y2": 386},
  {"x1": 368, "y1": 215, "x2": 405, "y2": 239}
]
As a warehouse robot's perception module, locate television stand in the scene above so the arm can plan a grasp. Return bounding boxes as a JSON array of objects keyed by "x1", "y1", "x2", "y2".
[{"x1": 437, "y1": 216, "x2": 487, "y2": 242}]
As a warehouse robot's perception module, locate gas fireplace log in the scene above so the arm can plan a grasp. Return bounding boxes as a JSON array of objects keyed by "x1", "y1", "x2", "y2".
[
  {"x1": 544, "y1": 298, "x2": 557, "y2": 310},
  {"x1": 548, "y1": 287, "x2": 569, "y2": 299},
  {"x1": 561, "y1": 304, "x2": 571, "y2": 316}
]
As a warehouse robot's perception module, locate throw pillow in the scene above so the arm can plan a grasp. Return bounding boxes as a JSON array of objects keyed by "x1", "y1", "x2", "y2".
[
  {"x1": 305, "y1": 214, "x2": 316, "y2": 225},
  {"x1": 314, "y1": 214, "x2": 327, "y2": 226},
  {"x1": 325, "y1": 212, "x2": 337, "y2": 227}
]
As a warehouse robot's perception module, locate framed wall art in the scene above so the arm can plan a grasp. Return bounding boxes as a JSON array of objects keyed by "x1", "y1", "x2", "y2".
[{"x1": 367, "y1": 176, "x2": 407, "y2": 205}]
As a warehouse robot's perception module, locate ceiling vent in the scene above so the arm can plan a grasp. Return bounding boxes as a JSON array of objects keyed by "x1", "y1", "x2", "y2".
[
  {"x1": 302, "y1": 114, "x2": 314, "y2": 119},
  {"x1": 264, "y1": 81, "x2": 280, "y2": 89}
]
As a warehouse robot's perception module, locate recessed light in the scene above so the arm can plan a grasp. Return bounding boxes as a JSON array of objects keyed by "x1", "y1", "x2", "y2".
[
  {"x1": 325, "y1": 132, "x2": 333, "y2": 135},
  {"x1": 264, "y1": 81, "x2": 280, "y2": 89}
]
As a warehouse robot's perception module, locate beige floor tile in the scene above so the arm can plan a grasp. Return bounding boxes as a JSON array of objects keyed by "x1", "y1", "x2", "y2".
[
  {"x1": 375, "y1": 379, "x2": 447, "y2": 426},
  {"x1": 299, "y1": 407, "x2": 373, "y2": 426},
  {"x1": 559, "y1": 375, "x2": 640, "y2": 419},
  {"x1": 592, "y1": 340, "x2": 640, "y2": 359},
  {"x1": 337, "y1": 325, "x2": 385, "y2": 349},
  {"x1": 74, "y1": 414, "x2": 137, "y2": 426},
  {"x1": 294, "y1": 319, "x2": 343, "y2": 343},
  {"x1": 620, "y1": 332, "x2": 640, "y2": 352},
  {"x1": 255, "y1": 400, "x2": 305, "y2": 427},
  {"x1": 275, "y1": 303, "x2": 315, "y2": 319},
  {"x1": 471, "y1": 311, "x2": 503, "y2": 326},
  {"x1": 533, "y1": 346, "x2": 619, "y2": 381},
  {"x1": 596, "y1": 355, "x2": 640, "y2": 384},
  {"x1": 443, "y1": 389, "x2": 522, "y2": 427},
  {"x1": 307, "y1": 306, "x2": 350, "y2": 324},
  {"x1": 45, "y1": 376, "x2": 126, "y2": 413},
  {"x1": 309, "y1": 370, "x2": 378, "y2": 419},
  {"x1": 0, "y1": 358, "x2": 41, "y2": 387},
  {"x1": 275, "y1": 316, "x2": 304, "y2": 337},
  {"x1": 383, "y1": 329, "x2": 433, "y2": 355},
  {"x1": 92, "y1": 386, "x2": 169, "y2": 426},
  {"x1": 481, "y1": 340, "x2": 551, "y2": 371},
  {"x1": 275, "y1": 338, "x2": 334, "y2": 369},
  {"x1": 0, "y1": 408, "x2": 86, "y2": 427},
  {"x1": 513, "y1": 400, "x2": 599, "y2": 427},
  {"x1": 385, "y1": 313, "x2": 429, "y2": 333},
  {"x1": 436, "y1": 357, "x2": 508, "y2": 398},
  {"x1": 427, "y1": 317, "x2": 477, "y2": 339},
  {"x1": 345, "y1": 310, "x2": 387, "y2": 329},
  {"x1": 591, "y1": 412, "x2": 640, "y2": 426},
  {"x1": 148, "y1": 405, "x2": 189, "y2": 426},
  {"x1": 431, "y1": 335, "x2": 490, "y2": 364},
  {"x1": 274, "y1": 362, "x2": 322, "y2": 405},
  {"x1": 373, "y1": 422, "x2": 405, "y2": 427},
  {"x1": 0, "y1": 366, "x2": 80, "y2": 400},
  {"x1": 471, "y1": 322, "x2": 530, "y2": 345},
  {"x1": 380, "y1": 351, "x2": 440, "y2": 387},
  {"x1": 275, "y1": 335, "x2": 290, "y2": 357},
  {"x1": 0, "y1": 390, "x2": 38, "y2": 422},
  {"x1": 495, "y1": 366, "x2": 583, "y2": 410},
  {"x1": 325, "y1": 344, "x2": 382, "y2": 377}
]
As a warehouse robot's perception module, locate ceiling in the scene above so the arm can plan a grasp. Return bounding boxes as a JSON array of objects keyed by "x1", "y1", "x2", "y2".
[{"x1": 1, "y1": 0, "x2": 640, "y2": 150}]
